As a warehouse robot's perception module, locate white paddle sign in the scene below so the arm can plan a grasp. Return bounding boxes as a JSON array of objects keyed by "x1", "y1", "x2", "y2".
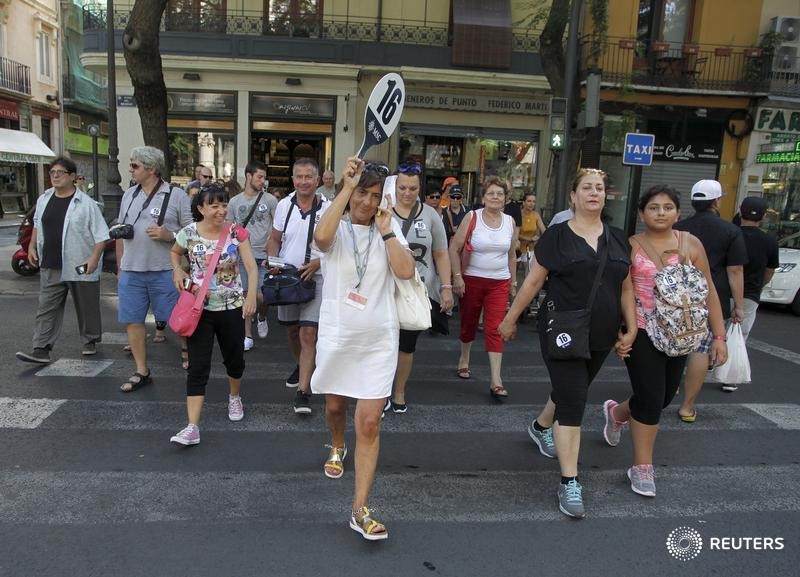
[{"x1": 357, "y1": 73, "x2": 405, "y2": 158}]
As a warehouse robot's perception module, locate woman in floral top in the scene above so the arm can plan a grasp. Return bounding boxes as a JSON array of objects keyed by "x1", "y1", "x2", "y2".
[{"x1": 168, "y1": 183, "x2": 258, "y2": 446}]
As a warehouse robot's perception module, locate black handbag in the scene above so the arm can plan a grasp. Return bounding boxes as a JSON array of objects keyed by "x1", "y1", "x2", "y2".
[
  {"x1": 262, "y1": 264, "x2": 316, "y2": 305},
  {"x1": 544, "y1": 226, "x2": 609, "y2": 361},
  {"x1": 262, "y1": 196, "x2": 321, "y2": 306}
]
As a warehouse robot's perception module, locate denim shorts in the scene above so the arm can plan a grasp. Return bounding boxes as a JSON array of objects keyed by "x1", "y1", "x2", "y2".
[
  {"x1": 239, "y1": 260, "x2": 266, "y2": 295},
  {"x1": 118, "y1": 270, "x2": 178, "y2": 324}
]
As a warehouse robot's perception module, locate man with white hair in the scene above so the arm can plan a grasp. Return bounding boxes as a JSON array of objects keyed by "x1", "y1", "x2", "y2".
[
  {"x1": 316, "y1": 169, "x2": 336, "y2": 200},
  {"x1": 117, "y1": 146, "x2": 185, "y2": 392}
]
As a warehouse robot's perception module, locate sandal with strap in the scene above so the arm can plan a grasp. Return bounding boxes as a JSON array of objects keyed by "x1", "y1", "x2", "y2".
[
  {"x1": 456, "y1": 367, "x2": 471, "y2": 379},
  {"x1": 490, "y1": 384, "x2": 509, "y2": 398},
  {"x1": 120, "y1": 371, "x2": 152, "y2": 393},
  {"x1": 349, "y1": 506, "x2": 388, "y2": 541},
  {"x1": 323, "y1": 444, "x2": 347, "y2": 479},
  {"x1": 181, "y1": 348, "x2": 189, "y2": 371}
]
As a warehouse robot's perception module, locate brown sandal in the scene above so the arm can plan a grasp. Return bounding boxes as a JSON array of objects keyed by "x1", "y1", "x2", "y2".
[{"x1": 120, "y1": 371, "x2": 152, "y2": 393}]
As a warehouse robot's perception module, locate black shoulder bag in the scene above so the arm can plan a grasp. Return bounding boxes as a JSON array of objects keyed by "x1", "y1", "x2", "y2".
[
  {"x1": 544, "y1": 226, "x2": 609, "y2": 360},
  {"x1": 261, "y1": 197, "x2": 320, "y2": 306},
  {"x1": 241, "y1": 189, "x2": 266, "y2": 229}
]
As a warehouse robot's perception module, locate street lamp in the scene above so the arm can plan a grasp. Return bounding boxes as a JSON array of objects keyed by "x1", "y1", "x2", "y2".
[
  {"x1": 103, "y1": 0, "x2": 124, "y2": 219},
  {"x1": 87, "y1": 123, "x2": 100, "y2": 199}
]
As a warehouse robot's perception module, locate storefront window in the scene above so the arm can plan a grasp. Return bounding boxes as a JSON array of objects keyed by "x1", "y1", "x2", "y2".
[
  {"x1": 761, "y1": 162, "x2": 800, "y2": 248},
  {"x1": 168, "y1": 130, "x2": 235, "y2": 187},
  {"x1": 398, "y1": 129, "x2": 538, "y2": 206}
]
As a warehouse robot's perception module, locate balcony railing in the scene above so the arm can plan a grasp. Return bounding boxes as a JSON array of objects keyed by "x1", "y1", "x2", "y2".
[
  {"x1": 0, "y1": 56, "x2": 31, "y2": 96},
  {"x1": 582, "y1": 37, "x2": 774, "y2": 94},
  {"x1": 81, "y1": 5, "x2": 539, "y2": 52}
]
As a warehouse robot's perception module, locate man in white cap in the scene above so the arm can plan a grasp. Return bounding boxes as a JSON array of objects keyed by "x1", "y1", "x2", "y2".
[{"x1": 673, "y1": 179, "x2": 747, "y2": 419}]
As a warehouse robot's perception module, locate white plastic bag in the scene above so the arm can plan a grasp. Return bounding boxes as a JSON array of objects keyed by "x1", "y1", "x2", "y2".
[{"x1": 712, "y1": 323, "x2": 750, "y2": 384}]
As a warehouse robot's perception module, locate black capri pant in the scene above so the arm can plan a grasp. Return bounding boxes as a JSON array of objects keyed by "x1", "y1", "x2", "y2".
[
  {"x1": 186, "y1": 308, "x2": 245, "y2": 396},
  {"x1": 399, "y1": 329, "x2": 422, "y2": 354},
  {"x1": 624, "y1": 331, "x2": 687, "y2": 425},
  {"x1": 539, "y1": 330, "x2": 611, "y2": 427}
]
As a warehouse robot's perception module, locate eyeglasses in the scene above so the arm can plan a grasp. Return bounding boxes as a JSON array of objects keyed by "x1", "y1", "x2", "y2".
[
  {"x1": 129, "y1": 163, "x2": 141, "y2": 170},
  {"x1": 398, "y1": 162, "x2": 421, "y2": 175},
  {"x1": 49, "y1": 169, "x2": 71, "y2": 177},
  {"x1": 200, "y1": 174, "x2": 213, "y2": 179},
  {"x1": 449, "y1": 194, "x2": 463, "y2": 200},
  {"x1": 427, "y1": 194, "x2": 441, "y2": 200},
  {"x1": 363, "y1": 161, "x2": 390, "y2": 178}
]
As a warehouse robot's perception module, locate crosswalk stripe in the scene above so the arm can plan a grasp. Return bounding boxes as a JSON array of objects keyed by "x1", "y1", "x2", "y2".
[
  {"x1": 0, "y1": 465, "x2": 797, "y2": 525},
  {"x1": 2, "y1": 398, "x2": 797, "y2": 432},
  {"x1": 747, "y1": 338, "x2": 800, "y2": 366}
]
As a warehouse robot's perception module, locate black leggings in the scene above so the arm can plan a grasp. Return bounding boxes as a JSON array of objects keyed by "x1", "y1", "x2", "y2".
[
  {"x1": 540, "y1": 330, "x2": 611, "y2": 426},
  {"x1": 186, "y1": 308, "x2": 245, "y2": 396},
  {"x1": 623, "y1": 331, "x2": 687, "y2": 425}
]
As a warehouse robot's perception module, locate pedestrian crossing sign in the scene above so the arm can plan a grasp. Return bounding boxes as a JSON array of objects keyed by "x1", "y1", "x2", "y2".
[{"x1": 550, "y1": 130, "x2": 565, "y2": 150}]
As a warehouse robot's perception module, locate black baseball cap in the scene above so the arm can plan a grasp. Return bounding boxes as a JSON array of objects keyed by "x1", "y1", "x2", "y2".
[{"x1": 740, "y1": 197, "x2": 767, "y2": 221}]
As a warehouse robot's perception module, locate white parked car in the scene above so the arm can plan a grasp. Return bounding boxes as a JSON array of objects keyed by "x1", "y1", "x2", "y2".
[{"x1": 760, "y1": 248, "x2": 800, "y2": 316}]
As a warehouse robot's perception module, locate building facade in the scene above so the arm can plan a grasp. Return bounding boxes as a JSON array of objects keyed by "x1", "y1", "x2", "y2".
[
  {"x1": 80, "y1": 0, "x2": 554, "y2": 207},
  {"x1": 0, "y1": 0, "x2": 61, "y2": 215}
]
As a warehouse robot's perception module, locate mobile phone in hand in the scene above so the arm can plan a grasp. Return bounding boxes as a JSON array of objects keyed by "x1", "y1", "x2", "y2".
[
  {"x1": 183, "y1": 277, "x2": 192, "y2": 290},
  {"x1": 75, "y1": 263, "x2": 87, "y2": 275}
]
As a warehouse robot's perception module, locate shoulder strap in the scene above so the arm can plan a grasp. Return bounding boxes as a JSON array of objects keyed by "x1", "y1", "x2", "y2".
[
  {"x1": 586, "y1": 226, "x2": 610, "y2": 310},
  {"x1": 677, "y1": 231, "x2": 690, "y2": 264},
  {"x1": 241, "y1": 189, "x2": 265, "y2": 229},
  {"x1": 280, "y1": 199, "x2": 295, "y2": 240},
  {"x1": 465, "y1": 210, "x2": 478, "y2": 244},
  {"x1": 303, "y1": 197, "x2": 322, "y2": 264},
  {"x1": 445, "y1": 207, "x2": 455, "y2": 233},
  {"x1": 632, "y1": 233, "x2": 667, "y2": 270},
  {"x1": 192, "y1": 225, "x2": 231, "y2": 311},
  {"x1": 119, "y1": 185, "x2": 143, "y2": 225},
  {"x1": 156, "y1": 185, "x2": 173, "y2": 227},
  {"x1": 396, "y1": 202, "x2": 423, "y2": 238}
]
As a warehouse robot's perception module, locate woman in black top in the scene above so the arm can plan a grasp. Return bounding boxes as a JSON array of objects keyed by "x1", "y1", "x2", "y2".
[{"x1": 499, "y1": 168, "x2": 636, "y2": 519}]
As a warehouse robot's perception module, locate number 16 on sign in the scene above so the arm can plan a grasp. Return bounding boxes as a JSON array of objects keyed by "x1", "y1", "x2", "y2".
[{"x1": 357, "y1": 73, "x2": 406, "y2": 159}]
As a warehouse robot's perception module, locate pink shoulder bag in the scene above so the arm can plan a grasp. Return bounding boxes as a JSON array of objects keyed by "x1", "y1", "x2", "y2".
[{"x1": 168, "y1": 226, "x2": 230, "y2": 337}]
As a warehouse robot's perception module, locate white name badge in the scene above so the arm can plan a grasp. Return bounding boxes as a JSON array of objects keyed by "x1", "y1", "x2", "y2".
[
  {"x1": 414, "y1": 221, "x2": 426, "y2": 230},
  {"x1": 344, "y1": 288, "x2": 368, "y2": 310},
  {"x1": 150, "y1": 207, "x2": 161, "y2": 218},
  {"x1": 258, "y1": 203, "x2": 268, "y2": 212},
  {"x1": 192, "y1": 244, "x2": 207, "y2": 256}
]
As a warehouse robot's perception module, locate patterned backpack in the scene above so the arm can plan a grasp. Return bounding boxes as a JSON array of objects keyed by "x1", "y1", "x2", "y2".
[{"x1": 633, "y1": 232, "x2": 709, "y2": 357}]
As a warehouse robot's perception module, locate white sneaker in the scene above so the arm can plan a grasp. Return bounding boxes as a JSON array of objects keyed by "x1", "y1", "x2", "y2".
[
  {"x1": 228, "y1": 395, "x2": 244, "y2": 421},
  {"x1": 243, "y1": 336, "x2": 254, "y2": 351},
  {"x1": 170, "y1": 424, "x2": 200, "y2": 446},
  {"x1": 257, "y1": 317, "x2": 269, "y2": 339}
]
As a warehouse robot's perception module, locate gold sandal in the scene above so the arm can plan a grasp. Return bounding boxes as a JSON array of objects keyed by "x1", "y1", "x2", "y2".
[
  {"x1": 324, "y1": 444, "x2": 347, "y2": 479},
  {"x1": 349, "y1": 506, "x2": 388, "y2": 541}
]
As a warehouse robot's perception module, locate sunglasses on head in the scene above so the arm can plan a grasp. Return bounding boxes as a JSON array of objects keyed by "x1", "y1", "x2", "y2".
[
  {"x1": 363, "y1": 161, "x2": 390, "y2": 178},
  {"x1": 398, "y1": 162, "x2": 421, "y2": 175}
]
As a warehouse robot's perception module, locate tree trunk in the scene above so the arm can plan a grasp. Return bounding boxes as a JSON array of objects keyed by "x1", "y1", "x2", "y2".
[{"x1": 123, "y1": 0, "x2": 171, "y2": 176}]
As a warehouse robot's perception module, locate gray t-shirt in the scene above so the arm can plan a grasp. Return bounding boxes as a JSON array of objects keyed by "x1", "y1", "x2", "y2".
[
  {"x1": 177, "y1": 192, "x2": 194, "y2": 228},
  {"x1": 226, "y1": 190, "x2": 278, "y2": 260},
  {"x1": 391, "y1": 202, "x2": 448, "y2": 298},
  {"x1": 315, "y1": 184, "x2": 336, "y2": 201},
  {"x1": 117, "y1": 181, "x2": 183, "y2": 272}
]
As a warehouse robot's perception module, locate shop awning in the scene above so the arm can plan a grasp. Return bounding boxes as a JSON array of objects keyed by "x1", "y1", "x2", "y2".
[{"x1": 0, "y1": 127, "x2": 56, "y2": 164}]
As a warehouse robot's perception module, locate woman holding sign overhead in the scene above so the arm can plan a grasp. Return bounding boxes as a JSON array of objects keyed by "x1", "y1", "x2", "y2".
[{"x1": 312, "y1": 156, "x2": 414, "y2": 541}]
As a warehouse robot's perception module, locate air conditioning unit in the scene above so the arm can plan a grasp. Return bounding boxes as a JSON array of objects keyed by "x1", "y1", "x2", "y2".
[
  {"x1": 67, "y1": 113, "x2": 82, "y2": 130},
  {"x1": 771, "y1": 16, "x2": 799, "y2": 43},
  {"x1": 773, "y1": 45, "x2": 800, "y2": 72}
]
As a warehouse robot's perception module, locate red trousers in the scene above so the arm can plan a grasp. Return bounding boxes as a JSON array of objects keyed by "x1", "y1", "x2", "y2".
[{"x1": 459, "y1": 275, "x2": 510, "y2": 353}]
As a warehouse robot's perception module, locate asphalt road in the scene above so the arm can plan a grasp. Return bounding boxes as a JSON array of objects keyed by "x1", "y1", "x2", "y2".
[{"x1": 0, "y1": 257, "x2": 798, "y2": 577}]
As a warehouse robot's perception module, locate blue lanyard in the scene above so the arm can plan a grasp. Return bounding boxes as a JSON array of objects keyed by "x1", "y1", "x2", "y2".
[{"x1": 346, "y1": 216, "x2": 374, "y2": 290}]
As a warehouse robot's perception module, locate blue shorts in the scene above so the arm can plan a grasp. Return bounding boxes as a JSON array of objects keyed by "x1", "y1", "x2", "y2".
[
  {"x1": 239, "y1": 259, "x2": 266, "y2": 296},
  {"x1": 118, "y1": 270, "x2": 178, "y2": 324}
]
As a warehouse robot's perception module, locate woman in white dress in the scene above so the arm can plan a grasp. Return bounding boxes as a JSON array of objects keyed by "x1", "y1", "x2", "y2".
[{"x1": 312, "y1": 156, "x2": 415, "y2": 541}]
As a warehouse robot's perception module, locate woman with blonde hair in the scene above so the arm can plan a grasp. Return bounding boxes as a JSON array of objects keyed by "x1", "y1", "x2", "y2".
[{"x1": 449, "y1": 176, "x2": 518, "y2": 398}]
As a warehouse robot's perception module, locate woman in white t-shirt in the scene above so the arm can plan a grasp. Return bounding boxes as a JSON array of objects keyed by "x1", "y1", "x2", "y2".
[
  {"x1": 312, "y1": 156, "x2": 414, "y2": 541},
  {"x1": 449, "y1": 176, "x2": 519, "y2": 398}
]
